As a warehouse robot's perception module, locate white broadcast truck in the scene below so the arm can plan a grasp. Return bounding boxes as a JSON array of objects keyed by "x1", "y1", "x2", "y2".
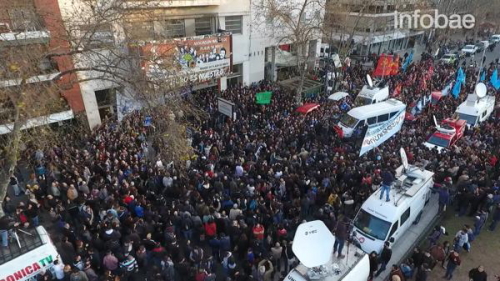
[
  {"x1": 454, "y1": 82, "x2": 495, "y2": 128},
  {"x1": 351, "y1": 148, "x2": 435, "y2": 254},
  {"x1": 0, "y1": 226, "x2": 61, "y2": 281},
  {"x1": 284, "y1": 220, "x2": 370, "y2": 281},
  {"x1": 353, "y1": 75, "x2": 389, "y2": 107}
]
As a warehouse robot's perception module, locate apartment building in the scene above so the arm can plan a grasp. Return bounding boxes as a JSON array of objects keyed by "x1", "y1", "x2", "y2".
[
  {"x1": 0, "y1": 0, "x2": 84, "y2": 134},
  {"x1": 325, "y1": 0, "x2": 426, "y2": 56}
]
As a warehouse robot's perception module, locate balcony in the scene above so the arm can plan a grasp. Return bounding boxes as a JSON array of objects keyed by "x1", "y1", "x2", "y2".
[
  {"x1": 0, "y1": 30, "x2": 50, "y2": 46},
  {"x1": 123, "y1": 0, "x2": 220, "y2": 9}
]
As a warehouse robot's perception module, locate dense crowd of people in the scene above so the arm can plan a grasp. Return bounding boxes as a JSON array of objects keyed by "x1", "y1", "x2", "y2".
[{"x1": 1, "y1": 45, "x2": 500, "y2": 281}]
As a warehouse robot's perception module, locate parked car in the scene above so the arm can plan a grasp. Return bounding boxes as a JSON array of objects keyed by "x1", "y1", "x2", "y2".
[
  {"x1": 440, "y1": 53, "x2": 459, "y2": 64},
  {"x1": 461, "y1": 44, "x2": 478, "y2": 56},
  {"x1": 475, "y1": 41, "x2": 488, "y2": 52},
  {"x1": 490, "y1": 34, "x2": 500, "y2": 43}
]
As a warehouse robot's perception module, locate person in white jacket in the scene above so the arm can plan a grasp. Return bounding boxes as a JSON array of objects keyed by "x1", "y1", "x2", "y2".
[{"x1": 52, "y1": 259, "x2": 65, "y2": 280}]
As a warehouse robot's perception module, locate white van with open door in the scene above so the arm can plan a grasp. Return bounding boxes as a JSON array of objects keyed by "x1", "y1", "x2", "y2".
[
  {"x1": 354, "y1": 75, "x2": 389, "y2": 106},
  {"x1": 351, "y1": 149, "x2": 434, "y2": 254},
  {"x1": 0, "y1": 226, "x2": 61, "y2": 281}
]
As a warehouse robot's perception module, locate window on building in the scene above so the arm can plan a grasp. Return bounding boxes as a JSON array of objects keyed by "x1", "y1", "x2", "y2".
[
  {"x1": 163, "y1": 19, "x2": 186, "y2": 38},
  {"x1": 386, "y1": 5, "x2": 395, "y2": 12},
  {"x1": 79, "y1": 23, "x2": 114, "y2": 48},
  {"x1": 195, "y1": 17, "x2": 214, "y2": 36},
  {"x1": 8, "y1": 8, "x2": 41, "y2": 31},
  {"x1": 231, "y1": 64, "x2": 242, "y2": 76},
  {"x1": 225, "y1": 16, "x2": 242, "y2": 34},
  {"x1": 124, "y1": 21, "x2": 155, "y2": 41},
  {"x1": 95, "y1": 88, "x2": 118, "y2": 120}
]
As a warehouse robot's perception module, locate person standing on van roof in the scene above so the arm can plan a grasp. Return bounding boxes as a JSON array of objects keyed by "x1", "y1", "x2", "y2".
[
  {"x1": 375, "y1": 241, "x2": 393, "y2": 277},
  {"x1": 380, "y1": 169, "x2": 394, "y2": 202}
]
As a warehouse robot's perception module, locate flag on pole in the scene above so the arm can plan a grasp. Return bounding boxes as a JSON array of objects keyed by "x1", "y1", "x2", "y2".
[
  {"x1": 451, "y1": 81, "x2": 461, "y2": 98},
  {"x1": 255, "y1": 91, "x2": 273, "y2": 104},
  {"x1": 402, "y1": 51, "x2": 413, "y2": 72},
  {"x1": 480, "y1": 69, "x2": 486, "y2": 82},
  {"x1": 457, "y1": 67, "x2": 466, "y2": 85},
  {"x1": 373, "y1": 54, "x2": 399, "y2": 76},
  {"x1": 491, "y1": 69, "x2": 500, "y2": 90}
]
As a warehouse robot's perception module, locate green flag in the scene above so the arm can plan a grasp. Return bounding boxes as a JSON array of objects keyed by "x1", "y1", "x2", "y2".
[{"x1": 256, "y1": 91, "x2": 272, "y2": 104}]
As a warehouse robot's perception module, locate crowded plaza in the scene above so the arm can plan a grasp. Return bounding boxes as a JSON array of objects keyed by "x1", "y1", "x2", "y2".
[{"x1": 2, "y1": 40, "x2": 500, "y2": 281}]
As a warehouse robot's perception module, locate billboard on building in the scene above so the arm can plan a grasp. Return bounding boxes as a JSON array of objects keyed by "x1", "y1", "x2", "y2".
[{"x1": 137, "y1": 33, "x2": 232, "y2": 85}]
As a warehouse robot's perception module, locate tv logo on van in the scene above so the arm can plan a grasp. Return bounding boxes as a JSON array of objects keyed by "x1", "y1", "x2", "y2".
[
  {"x1": 0, "y1": 255, "x2": 54, "y2": 281},
  {"x1": 304, "y1": 229, "x2": 318, "y2": 235}
]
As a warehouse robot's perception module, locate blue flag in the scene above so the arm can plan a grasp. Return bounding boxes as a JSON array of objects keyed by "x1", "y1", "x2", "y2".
[
  {"x1": 457, "y1": 67, "x2": 466, "y2": 85},
  {"x1": 480, "y1": 69, "x2": 486, "y2": 82},
  {"x1": 402, "y1": 51, "x2": 413, "y2": 72},
  {"x1": 491, "y1": 69, "x2": 500, "y2": 90},
  {"x1": 451, "y1": 81, "x2": 461, "y2": 98}
]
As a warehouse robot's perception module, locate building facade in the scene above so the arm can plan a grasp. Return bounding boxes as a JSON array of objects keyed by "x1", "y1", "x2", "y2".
[
  {"x1": 325, "y1": 0, "x2": 426, "y2": 56},
  {"x1": 0, "y1": 0, "x2": 84, "y2": 134}
]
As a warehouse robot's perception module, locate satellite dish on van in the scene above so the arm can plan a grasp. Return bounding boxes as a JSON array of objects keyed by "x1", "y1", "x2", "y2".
[
  {"x1": 400, "y1": 148, "x2": 409, "y2": 171},
  {"x1": 475, "y1": 83, "x2": 487, "y2": 99},
  {"x1": 292, "y1": 220, "x2": 335, "y2": 268},
  {"x1": 366, "y1": 74, "x2": 374, "y2": 88}
]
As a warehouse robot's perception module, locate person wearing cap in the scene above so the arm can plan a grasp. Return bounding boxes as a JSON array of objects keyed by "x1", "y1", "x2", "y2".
[{"x1": 444, "y1": 250, "x2": 461, "y2": 280}]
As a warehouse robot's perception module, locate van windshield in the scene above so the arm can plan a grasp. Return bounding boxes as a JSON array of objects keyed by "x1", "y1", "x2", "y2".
[
  {"x1": 340, "y1": 114, "x2": 359, "y2": 128},
  {"x1": 354, "y1": 209, "x2": 391, "y2": 240},
  {"x1": 457, "y1": 113, "x2": 477, "y2": 125}
]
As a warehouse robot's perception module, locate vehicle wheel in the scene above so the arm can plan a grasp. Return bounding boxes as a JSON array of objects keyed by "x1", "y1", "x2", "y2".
[{"x1": 413, "y1": 211, "x2": 423, "y2": 224}]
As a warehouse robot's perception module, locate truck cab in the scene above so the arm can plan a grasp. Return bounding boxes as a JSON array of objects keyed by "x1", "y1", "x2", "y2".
[{"x1": 423, "y1": 118, "x2": 466, "y2": 153}]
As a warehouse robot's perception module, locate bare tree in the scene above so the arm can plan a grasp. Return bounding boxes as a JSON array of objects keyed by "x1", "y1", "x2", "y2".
[
  {"x1": 0, "y1": 0, "x2": 199, "y2": 215},
  {"x1": 253, "y1": 0, "x2": 325, "y2": 104}
]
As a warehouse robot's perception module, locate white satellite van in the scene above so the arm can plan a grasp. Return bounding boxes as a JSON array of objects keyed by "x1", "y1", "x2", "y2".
[
  {"x1": 335, "y1": 98, "x2": 406, "y2": 138},
  {"x1": 351, "y1": 149, "x2": 434, "y2": 254},
  {"x1": 455, "y1": 83, "x2": 495, "y2": 127},
  {"x1": 354, "y1": 75, "x2": 390, "y2": 106},
  {"x1": 284, "y1": 220, "x2": 370, "y2": 281},
  {"x1": 0, "y1": 226, "x2": 61, "y2": 281}
]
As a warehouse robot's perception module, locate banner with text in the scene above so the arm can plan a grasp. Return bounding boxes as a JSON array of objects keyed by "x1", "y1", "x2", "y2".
[
  {"x1": 137, "y1": 33, "x2": 232, "y2": 85},
  {"x1": 359, "y1": 111, "x2": 405, "y2": 156}
]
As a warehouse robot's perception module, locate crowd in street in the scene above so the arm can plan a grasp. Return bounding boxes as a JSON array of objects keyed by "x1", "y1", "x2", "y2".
[{"x1": 1, "y1": 46, "x2": 500, "y2": 281}]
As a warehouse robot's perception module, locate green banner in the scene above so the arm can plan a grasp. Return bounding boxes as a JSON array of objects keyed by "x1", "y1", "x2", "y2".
[{"x1": 256, "y1": 91, "x2": 273, "y2": 104}]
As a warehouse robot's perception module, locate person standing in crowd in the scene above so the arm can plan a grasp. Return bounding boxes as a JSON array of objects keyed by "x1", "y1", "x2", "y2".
[
  {"x1": 469, "y1": 265, "x2": 488, "y2": 281},
  {"x1": 444, "y1": 250, "x2": 461, "y2": 280},
  {"x1": 333, "y1": 217, "x2": 349, "y2": 259},
  {"x1": 453, "y1": 228, "x2": 469, "y2": 252},
  {"x1": 375, "y1": 242, "x2": 393, "y2": 277},
  {"x1": 368, "y1": 251, "x2": 379, "y2": 281}
]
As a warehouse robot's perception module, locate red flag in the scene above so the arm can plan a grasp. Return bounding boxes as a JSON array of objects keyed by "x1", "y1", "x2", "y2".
[
  {"x1": 373, "y1": 54, "x2": 399, "y2": 76},
  {"x1": 373, "y1": 54, "x2": 393, "y2": 76},
  {"x1": 392, "y1": 83, "x2": 402, "y2": 97},
  {"x1": 389, "y1": 55, "x2": 400, "y2": 75}
]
